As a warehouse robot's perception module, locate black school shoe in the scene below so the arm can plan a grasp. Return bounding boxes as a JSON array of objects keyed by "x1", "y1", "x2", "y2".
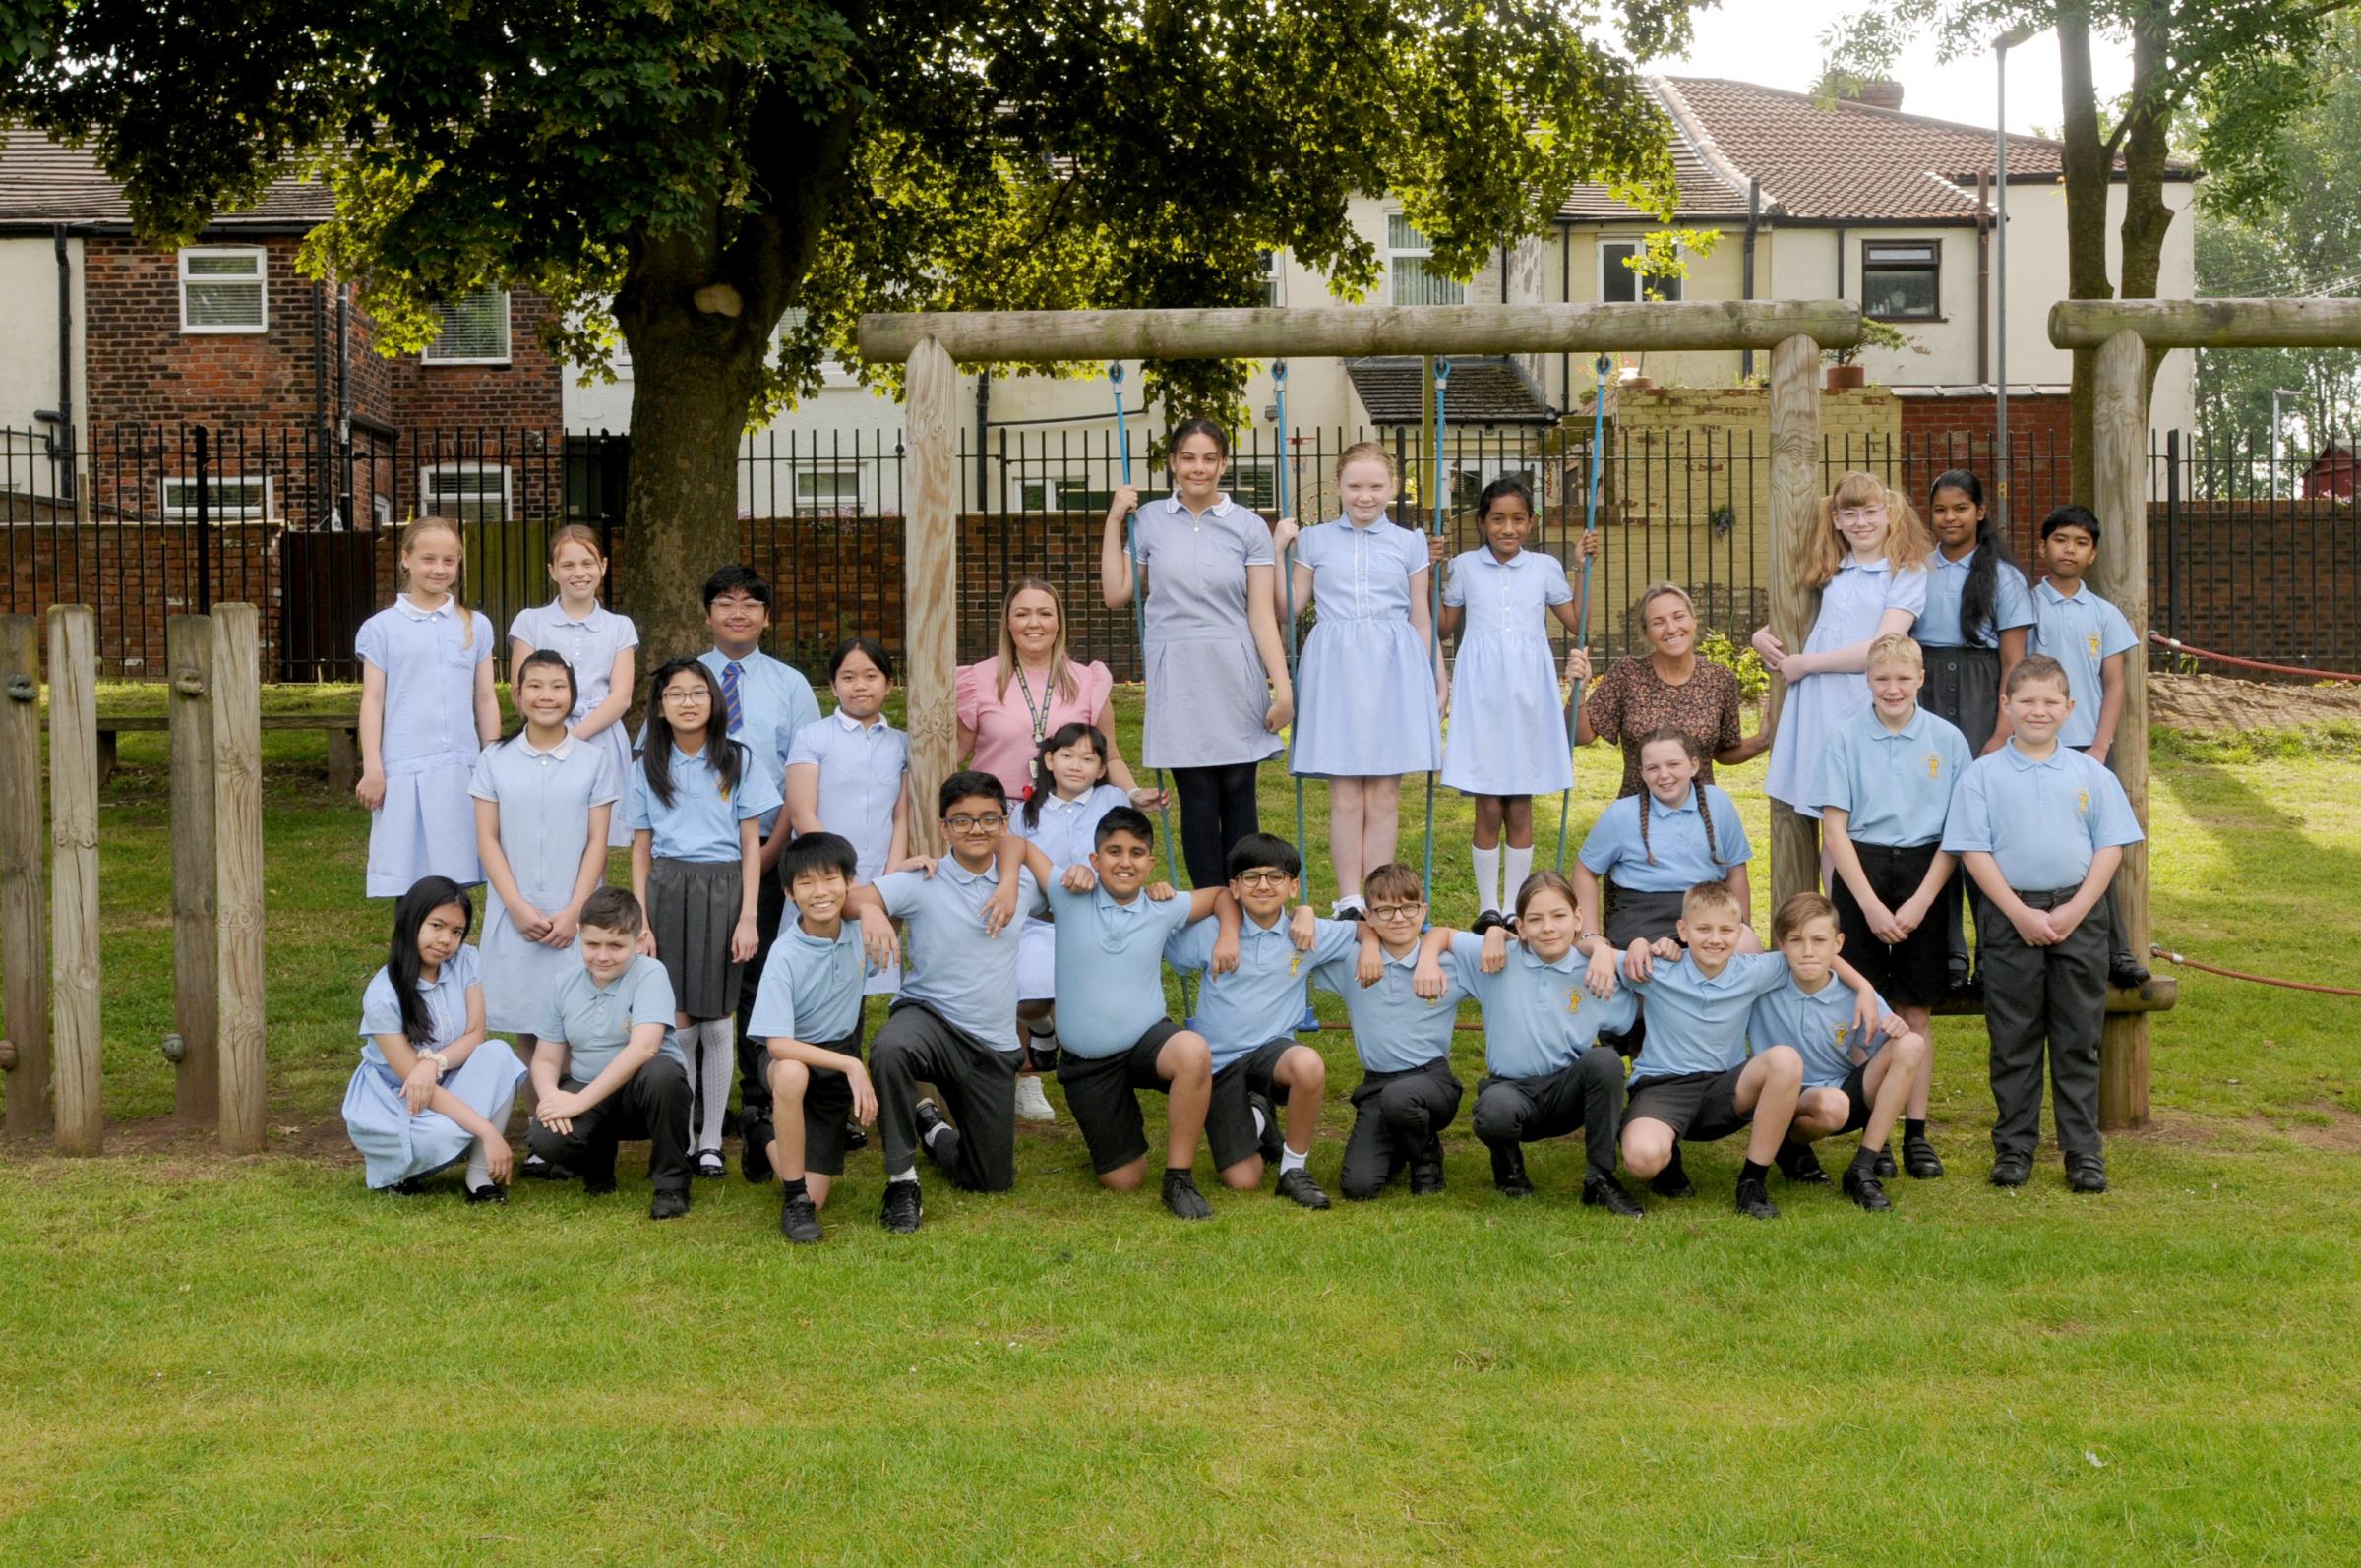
[
  {"x1": 1408, "y1": 1135, "x2": 1446, "y2": 1196},
  {"x1": 843, "y1": 1119, "x2": 869, "y2": 1152},
  {"x1": 879, "y1": 1179, "x2": 923, "y2": 1234},
  {"x1": 465, "y1": 1182, "x2": 507, "y2": 1205},
  {"x1": 1489, "y1": 1142, "x2": 1535, "y2": 1198},
  {"x1": 2066, "y1": 1153, "x2": 2109, "y2": 1193},
  {"x1": 1732, "y1": 1175, "x2": 1779, "y2": 1220},
  {"x1": 1649, "y1": 1147, "x2": 1695, "y2": 1200},
  {"x1": 649, "y1": 1188, "x2": 691, "y2": 1221},
  {"x1": 1842, "y1": 1166, "x2": 1893, "y2": 1211},
  {"x1": 1903, "y1": 1133, "x2": 1946, "y2": 1179},
  {"x1": 1989, "y1": 1151, "x2": 2032, "y2": 1188},
  {"x1": 1775, "y1": 1141, "x2": 1831, "y2": 1185},
  {"x1": 1161, "y1": 1169, "x2": 1214, "y2": 1221},
  {"x1": 779, "y1": 1188, "x2": 823, "y2": 1243},
  {"x1": 1946, "y1": 960, "x2": 1979, "y2": 999},
  {"x1": 519, "y1": 1153, "x2": 572, "y2": 1180},
  {"x1": 694, "y1": 1150, "x2": 727, "y2": 1179},
  {"x1": 386, "y1": 1177, "x2": 430, "y2": 1197},
  {"x1": 1274, "y1": 1168, "x2": 1331, "y2": 1210},
  {"x1": 2108, "y1": 953, "x2": 2152, "y2": 990},
  {"x1": 1582, "y1": 1173, "x2": 1644, "y2": 1217},
  {"x1": 915, "y1": 1099, "x2": 961, "y2": 1171},
  {"x1": 1247, "y1": 1091, "x2": 1283, "y2": 1168},
  {"x1": 1873, "y1": 1145, "x2": 1899, "y2": 1177}
]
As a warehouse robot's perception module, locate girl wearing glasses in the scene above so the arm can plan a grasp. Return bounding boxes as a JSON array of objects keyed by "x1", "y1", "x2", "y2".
[
  {"x1": 1752, "y1": 472, "x2": 1932, "y2": 825},
  {"x1": 625, "y1": 656, "x2": 784, "y2": 1177}
]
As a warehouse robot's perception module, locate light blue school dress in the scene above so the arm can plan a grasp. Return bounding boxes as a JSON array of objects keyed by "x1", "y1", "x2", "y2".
[
  {"x1": 358, "y1": 596, "x2": 497, "y2": 896},
  {"x1": 1134, "y1": 494, "x2": 1285, "y2": 769},
  {"x1": 466, "y1": 735, "x2": 622, "y2": 1032},
  {"x1": 786, "y1": 708, "x2": 910, "y2": 995},
  {"x1": 509, "y1": 600, "x2": 640, "y2": 846},
  {"x1": 1291, "y1": 516, "x2": 1442, "y2": 778},
  {"x1": 1764, "y1": 557, "x2": 1929, "y2": 807},
  {"x1": 1010, "y1": 782, "x2": 1130, "y2": 1000},
  {"x1": 1441, "y1": 546, "x2": 1574, "y2": 796},
  {"x1": 342, "y1": 944, "x2": 527, "y2": 1187}
]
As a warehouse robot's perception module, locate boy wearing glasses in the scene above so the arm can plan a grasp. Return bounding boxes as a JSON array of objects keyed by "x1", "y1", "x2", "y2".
[{"x1": 847, "y1": 770, "x2": 1044, "y2": 1234}]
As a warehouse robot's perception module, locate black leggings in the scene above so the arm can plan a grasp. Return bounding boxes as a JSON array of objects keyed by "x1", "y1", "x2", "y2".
[{"x1": 1171, "y1": 762, "x2": 1261, "y2": 888}]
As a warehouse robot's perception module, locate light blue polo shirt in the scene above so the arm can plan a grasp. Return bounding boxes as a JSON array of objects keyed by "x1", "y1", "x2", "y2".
[
  {"x1": 1168, "y1": 913, "x2": 1361, "y2": 1069},
  {"x1": 701, "y1": 646, "x2": 822, "y2": 837},
  {"x1": 1917, "y1": 550, "x2": 2035, "y2": 649},
  {"x1": 1310, "y1": 942, "x2": 1470, "y2": 1073},
  {"x1": 747, "y1": 917, "x2": 868, "y2": 1046},
  {"x1": 1042, "y1": 881, "x2": 1196, "y2": 1058},
  {"x1": 1446, "y1": 932, "x2": 1640, "y2": 1081},
  {"x1": 875, "y1": 859, "x2": 1044, "y2": 1054},
  {"x1": 621, "y1": 741, "x2": 783, "y2": 863},
  {"x1": 1577, "y1": 782, "x2": 1751, "y2": 893},
  {"x1": 1626, "y1": 950, "x2": 1792, "y2": 1083},
  {"x1": 1749, "y1": 974, "x2": 1888, "y2": 1090},
  {"x1": 1806, "y1": 704, "x2": 1972, "y2": 845},
  {"x1": 2028, "y1": 579, "x2": 2139, "y2": 750},
  {"x1": 1940, "y1": 740, "x2": 2143, "y2": 892},
  {"x1": 539, "y1": 954, "x2": 686, "y2": 1080}
]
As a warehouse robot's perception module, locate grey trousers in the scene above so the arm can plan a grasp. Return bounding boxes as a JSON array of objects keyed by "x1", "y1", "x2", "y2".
[
  {"x1": 1338, "y1": 1057, "x2": 1463, "y2": 1200},
  {"x1": 1473, "y1": 1045, "x2": 1627, "y2": 1180},
  {"x1": 1975, "y1": 885, "x2": 2109, "y2": 1160},
  {"x1": 871, "y1": 1000, "x2": 1019, "y2": 1190}
]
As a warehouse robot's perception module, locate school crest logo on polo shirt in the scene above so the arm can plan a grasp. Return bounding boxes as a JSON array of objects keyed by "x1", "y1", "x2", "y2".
[
  {"x1": 2087, "y1": 630, "x2": 2101, "y2": 656},
  {"x1": 1833, "y1": 1022, "x2": 1850, "y2": 1052},
  {"x1": 2077, "y1": 788, "x2": 2090, "y2": 815},
  {"x1": 1925, "y1": 753, "x2": 1943, "y2": 779}
]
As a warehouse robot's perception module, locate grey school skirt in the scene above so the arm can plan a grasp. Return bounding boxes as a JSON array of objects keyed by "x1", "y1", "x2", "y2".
[
  {"x1": 646, "y1": 857, "x2": 746, "y2": 1020},
  {"x1": 1922, "y1": 645, "x2": 2001, "y2": 753},
  {"x1": 1604, "y1": 884, "x2": 1690, "y2": 950}
]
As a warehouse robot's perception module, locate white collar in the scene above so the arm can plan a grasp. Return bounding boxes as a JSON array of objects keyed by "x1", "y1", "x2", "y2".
[
  {"x1": 1838, "y1": 556, "x2": 1893, "y2": 576},
  {"x1": 832, "y1": 707, "x2": 883, "y2": 733},
  {"x1": 518, "y1": 731, "x2": 577, "y2": 760},
  {"x1": 1167, "y1": 491, "x2": 1234, "y2": 518},
  {"x1": 395, "y1": 594, "x2": 456, "y2": 622}
]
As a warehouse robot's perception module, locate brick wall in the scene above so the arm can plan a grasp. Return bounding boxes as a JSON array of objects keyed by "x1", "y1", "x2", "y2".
[
  {"x1": 2149, "y1": 500, "x2": 2361, "y2": 675},
  {"x1": 1897, "y1": 392, "x2": 2076, "y2": 560},
  {"x1": 0, "y1": 520, "x2": 280, "y2": 676}
]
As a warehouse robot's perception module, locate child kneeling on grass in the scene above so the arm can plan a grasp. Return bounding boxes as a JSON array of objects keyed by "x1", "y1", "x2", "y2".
[
  {"x1": 1617, "y1": 882, "x2": 1884, "y2": 1219},
  {"x1": 1752, "y1": 892, "x2": 1925, "y2": 1212},
  {"x1": 745, "y1": 831, "x2": 877, "y2": 1244},
  {"x1": 525, "y1": 887, "x2": 696, "y2": 1220}
]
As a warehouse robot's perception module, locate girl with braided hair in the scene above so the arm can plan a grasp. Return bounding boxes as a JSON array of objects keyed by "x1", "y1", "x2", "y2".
[{"x1": 1572, "y1": 729, "x2": 1760, "y2": 957}]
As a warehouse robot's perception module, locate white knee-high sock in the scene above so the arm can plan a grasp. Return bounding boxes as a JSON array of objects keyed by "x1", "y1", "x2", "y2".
[
  {"x1": 470, "y1": 1052, "x2": 522, "y2": 1187},
  {"x1": 693, "y1": 1019, "x2": 735, "y2": 1151},
  {"x1": 1503, "y1": 845, "x2": 1534, "y2": 910},
  {"x1": 1472, "y1": 844, "x2": 1502, "y2": 914}
]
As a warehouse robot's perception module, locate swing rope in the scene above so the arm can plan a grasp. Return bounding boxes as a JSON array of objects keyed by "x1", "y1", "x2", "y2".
[
  {"x1": 1554, "y1": 353, "x2": 1613, "y2": 871},
  {"x1": 1111, "y1": 362, "x2": 1190, "y2": 1013},
  {"x1": 1274, "y1": 361, "x2": 1318, "y2": 1029},
  {"x1": 1422, "y1": 358, "x2": 1451, "y2": 906}
]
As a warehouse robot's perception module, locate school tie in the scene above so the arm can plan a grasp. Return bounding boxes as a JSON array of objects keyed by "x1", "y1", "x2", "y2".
[{"x1": 722, "y1": 660, "x2": 745, "y2": 735}]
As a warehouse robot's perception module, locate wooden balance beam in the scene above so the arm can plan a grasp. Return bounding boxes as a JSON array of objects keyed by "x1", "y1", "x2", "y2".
[{"x1": 94, "y1": 711, "x2": 361, "y2": 794}]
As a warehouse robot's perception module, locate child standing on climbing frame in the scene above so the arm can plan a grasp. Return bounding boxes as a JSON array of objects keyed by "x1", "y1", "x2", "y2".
[
  {"x1": 1753, "y1": 471, "x2": 1931, "y2": 836},
  {"x1": 1288, "y1": 442, "x2": 1445, "y2": 917},
  {"x1": 1439, "y1": 476, "x2": 1594, "y2": 921},
  {"x1": 355, "y1": 516, "x2": 502, "y2": 896}
]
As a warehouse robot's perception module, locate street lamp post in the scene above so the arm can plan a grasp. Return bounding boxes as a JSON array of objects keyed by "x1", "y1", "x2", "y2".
[{"x1": 1994, "y1": 28, "x2": 2039, "y2": 538}]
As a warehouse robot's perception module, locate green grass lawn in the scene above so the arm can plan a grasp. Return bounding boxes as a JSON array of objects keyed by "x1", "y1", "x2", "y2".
[{"x1": 2, "y1": 688, "x2": 2358, "y2": 1563}]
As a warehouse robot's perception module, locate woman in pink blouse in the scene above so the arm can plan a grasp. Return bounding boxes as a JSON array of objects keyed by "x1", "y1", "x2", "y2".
[{"x1": 956, "y1": 578, "x2": 1161, "y2": 808}]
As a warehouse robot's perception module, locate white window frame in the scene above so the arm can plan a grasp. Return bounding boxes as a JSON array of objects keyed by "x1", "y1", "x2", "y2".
[
  {"x1": 421, "y1": 288, "x2": 513, "y2": 365},
  {"x1": 1386, "y1": 214, "x2": 1466, "y2": 307},
  {"x1": 418, "y1": 463, "x2": 513, "y2": 524},
  {"x1": 1257, "y1": 250, "x2": 1285, "y2": 309},
  {"x1": 177, "y1": 247, "x2": 269, "y2": 334},
  {"x1": 795, "y1": 467, "x2": 864, "y2": 510},
  {"x1": 1599, "y1": 238, "x2": 1684, "y2": 304},
  {"x1": 159, "y1": 474, "x2": 274, "y2": 521}
]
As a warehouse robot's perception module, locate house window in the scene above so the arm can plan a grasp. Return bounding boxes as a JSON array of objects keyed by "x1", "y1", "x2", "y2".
[
  {"x1": 1226, "y1": 464, "x2": 1276, "y2": 510},
  {"x1": 419, "y1": 464, "x2": 512, "y2": 523},
  {"x1": 1600, "y1": 239, "x2": 1682, "y2": 303},
  {"x1": 1257, "y1": 250, "x2": 1284, "y2": 308},
  {"x1": 178, "y1": 248, "x2": 268, "y2": 332},
  {"x1": 422, "y1": 288, "x2": 512, "y2": 363},
  {"x1": 1862, "y1": 241, "x2": 1940, "y2": 320},
  {"x1": 160, "y1": 475, "x2": 272, "y2": 520},
  {"x1": 1387, "y1": 215, "x2": 1465, "y2": 307},
  {"x1": 796, "y1": 468, "x2": 863, "y2": 510}
]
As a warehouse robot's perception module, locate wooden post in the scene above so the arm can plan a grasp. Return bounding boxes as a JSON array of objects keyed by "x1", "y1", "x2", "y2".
[
  {"x1": 2089, "y1": 330, "x2": 2152, "y2": 1129},
  {"x1": 212, "y1": 604, "x2": 268, "y2": 1153},
  {"x1": 47, "y1": 606, "x2": 102, "y2": 1156},
  {"x1": 904, "y1": 334, "x2": 958, "y2": 860},
  {"x1": 1765, "y1": 334, "x2": 1825, "y2": 911},
  {"x1": 167, "y1": 615, "x2": 220, "y2": 1122},
  {"x1": 0, "y1": 615, "x2": 50, "y2": 1137}
]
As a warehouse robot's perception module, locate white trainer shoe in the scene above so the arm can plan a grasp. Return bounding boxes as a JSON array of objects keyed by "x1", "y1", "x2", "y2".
[{"x1": 1013, "y1": 1073, "x2": 1057, "y2": 1122}]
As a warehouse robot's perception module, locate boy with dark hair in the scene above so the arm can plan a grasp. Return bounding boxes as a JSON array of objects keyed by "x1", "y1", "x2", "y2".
[
  {"x1": 525, "y1": 887, "x2": 696, "y2": 1219},
  {"x1": 1942, "y1": 654, "x2": 2144, "y2": 1192},
  {"x1": 745, "y1": 831, "x2": 873, "y2": 1243},
  {"x1": 2028, "y1": 506, "x2": 2149, "y2": 990},
  {"x1": 1165, "y1": 832, "x2": 1359, "y2": 1208}
]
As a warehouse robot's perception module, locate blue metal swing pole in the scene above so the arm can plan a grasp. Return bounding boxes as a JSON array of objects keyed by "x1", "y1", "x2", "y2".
[
  {"x1": 1555, "y1": 352, "x2": 1613, "y2": 870},
  {"x1": 1422, "y1": 358, "x2": 1451, "y2": 906},
  {"x1": 1274, "y1": 361, "x2": 1317, "y2": 1030},
  {"x1": 1112, "y1": 362, "x2": 1189, "y2": 1013}
]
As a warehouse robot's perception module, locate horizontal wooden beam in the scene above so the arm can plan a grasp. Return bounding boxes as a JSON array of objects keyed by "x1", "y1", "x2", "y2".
[
  {"x1": 859, "y1": 301, "x2": 1862, "y2": 365},
  {"x1": 2049, "y1": 297, "x2": 2361, "y2": 350}
]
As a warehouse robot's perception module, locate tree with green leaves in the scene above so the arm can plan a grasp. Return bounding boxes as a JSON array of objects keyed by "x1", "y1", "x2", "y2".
[
  {"x1": 1820, "y1": 0, "x2": 2360, "y2": 505},
  {"x1": 2, "y1": 0, "x2": 1700, "y2": 659}
]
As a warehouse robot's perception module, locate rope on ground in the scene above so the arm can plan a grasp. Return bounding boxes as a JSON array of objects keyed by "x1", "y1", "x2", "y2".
[
  {"x1": 2150, "y1": 941, "x2": 2361, "y2": 998},
  {"x1": 2149, "y1": 632, "x2": 2361, "y2": 685}
]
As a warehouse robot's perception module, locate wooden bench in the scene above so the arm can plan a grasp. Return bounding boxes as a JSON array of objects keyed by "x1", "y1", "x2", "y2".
[{"x1": 96, "y1": 712, "x2": 362, "y2": 794}]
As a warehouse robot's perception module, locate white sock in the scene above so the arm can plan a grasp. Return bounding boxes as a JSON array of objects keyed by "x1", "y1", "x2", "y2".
[
  {"x1": 1503, "y1": 844, "x2": 1534, "y2": 909},
  {"x1": 1472, "y1": 844, "x2": 1502, "y2": 913},
  {"x1": 464, "y1": 1139, "x2": 492, "y2": 1189},
  {"x1": 1251, "y1": 1105, "x2": 1268, "y2": 1139},
  {"x1": 693, "y1": 1019, "x2": 734, "y2": 1151},
  {"x1": 889, "y1": 1169, "x2": 918, "y2": 1184},
  {"x1": 1280, "y1": 1143, "x2": 1308, "y2": 1175}
]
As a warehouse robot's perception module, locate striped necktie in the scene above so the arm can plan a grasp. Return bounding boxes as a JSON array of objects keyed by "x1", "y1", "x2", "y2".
[{"x1": 722, "y1": 660, "x2": 745, "y2": 735}]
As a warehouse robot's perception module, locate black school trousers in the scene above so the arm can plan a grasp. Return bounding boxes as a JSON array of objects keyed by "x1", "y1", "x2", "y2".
[
  {"x1": 1338, "y1": 1057, "x2": 1463, "y2": 1200},
  {"x1": 1472, "y1": 1045, "x2": 1626, "y2": 1181},
  {"x1": 526, "y1": 1059, "x2": 693, "y2": 1192},
  {"x1": 1975, "y1": 884, "x2": 2108, "y2": 1160},
  {"x1": 1172, "y1": 762, "x2": 1261, "y2": 890}
]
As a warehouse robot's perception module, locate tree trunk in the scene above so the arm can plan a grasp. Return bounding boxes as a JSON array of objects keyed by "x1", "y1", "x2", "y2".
[
  {"x1": 2058, "y1": 2, "x2": 2113, "y2": 508},
  {"x1": 2117, "y1": 9, "x2": 2177, "y2": 408}
]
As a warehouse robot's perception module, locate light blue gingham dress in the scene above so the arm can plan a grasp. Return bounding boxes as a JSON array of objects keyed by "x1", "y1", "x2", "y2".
[
  {"x1": 358, "y1": 596, "x2": 496, "y2": 896},
  {"x1": 1290, "y1": 516, "x2": 1442, "y2": 778},
  {"x1": 1765, "y1": 556, "x2": 1928, "y2": 807},
  {"x1": 1441, "y1": 546, "x2": 1574, "y2": 796},
  {"x1": 342, "y1": 944, "x2": 527, "y2": 1187},
  {"x1": 1135, "y1": 494, "x2": 1285, "y2": 770},
  {"x1": 508, "y1": 600, "x2": 641, "y2": 846},
  {"x1": 466, "y1": 735, "x2": 622, "y2": 1032}
]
